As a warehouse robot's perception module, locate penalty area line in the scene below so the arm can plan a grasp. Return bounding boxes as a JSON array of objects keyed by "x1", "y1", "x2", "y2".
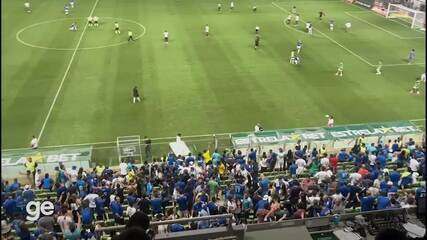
[{"x1": 271, "y1": 2, "x2": 374, "y2": 67}]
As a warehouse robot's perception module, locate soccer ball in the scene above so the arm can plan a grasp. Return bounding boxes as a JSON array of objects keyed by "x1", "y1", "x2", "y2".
[{"x1": 325, "y1": 114, "x2": 330, "y2": 118}]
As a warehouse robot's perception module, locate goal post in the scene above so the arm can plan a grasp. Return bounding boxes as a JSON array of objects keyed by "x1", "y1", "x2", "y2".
[
  {"x1": 117, "y1": 135, "x2": 142, "y2": 164},
  {"x1": 386, "y1": 3, "x2": 426, "y2": 30}
]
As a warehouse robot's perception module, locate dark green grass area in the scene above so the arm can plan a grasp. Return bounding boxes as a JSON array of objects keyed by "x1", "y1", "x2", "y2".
[{"x1": 2, "y1": 0, "x2": 425, "y2": 150}]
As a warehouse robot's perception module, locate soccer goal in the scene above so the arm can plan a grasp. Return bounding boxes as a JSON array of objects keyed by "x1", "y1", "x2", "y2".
[
  {"x1": 386, "y1": 3, "x2": 426, "y2": 30},
  {"x1": 117, "y1": 135, "x2": 142, "y2": 164}
]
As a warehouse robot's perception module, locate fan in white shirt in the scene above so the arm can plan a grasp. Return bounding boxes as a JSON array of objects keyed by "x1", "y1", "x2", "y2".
[
  {"x1": 126, "y1": 204, "x2": 137, "y2": 217},
  {"x1": 84, "y1": 193, "x2": 99, "y2": 208},
  {"x1": 314, "y1": 169, "x2": 331, "y2": 184},
  {"x1": 67, "y1": 166, "x2": 78, "y2": 183},
  {"x1": 295, "y1": 158, "x2": 306, "y2": 168},
  {"x1": 119, "y1": 161, "x2": 128, "y2": 176},
  {"x1": 349, "y1": 172, "x2": 362, "y2": 185},
  {"x1": 320, "y1": 157, "x2": 329, "y2": 168},
  {"x1": 409, "y1": 157, "x2": 420, "y2": 172},
  {"x1": 35, "y1": 169, "x2": 42, "y2": 188}
]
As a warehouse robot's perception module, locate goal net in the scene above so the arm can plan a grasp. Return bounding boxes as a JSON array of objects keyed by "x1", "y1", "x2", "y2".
[
  {"x1": 117, "y1": 135, "x2": 142, "y2": 164},
  {"x1": 386, "y1": 3, "x2": 426, "y2": 30}
]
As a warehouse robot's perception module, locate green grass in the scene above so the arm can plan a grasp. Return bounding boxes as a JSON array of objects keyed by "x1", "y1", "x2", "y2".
[{"x1": 1, "y1": 0, "x2": 425, "y2": 150}]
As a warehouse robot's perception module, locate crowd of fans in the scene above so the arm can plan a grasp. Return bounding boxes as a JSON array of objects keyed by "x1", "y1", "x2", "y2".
[{"x1": 1, "y1": 135, "x2": 426, "y2": 240}]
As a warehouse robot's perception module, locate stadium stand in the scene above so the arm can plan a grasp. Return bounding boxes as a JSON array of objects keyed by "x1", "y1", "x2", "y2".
[{"x1": 1, "y1": 136, "x2": 426, "y2": 240}]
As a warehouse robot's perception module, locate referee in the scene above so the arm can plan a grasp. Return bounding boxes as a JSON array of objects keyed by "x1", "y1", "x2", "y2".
[
  {"x1": 128, "y1": 30, "x2": 134, "y2": 41},
  {"x1": 133, "y1": 86, "x2": 142, "y2": 103}
]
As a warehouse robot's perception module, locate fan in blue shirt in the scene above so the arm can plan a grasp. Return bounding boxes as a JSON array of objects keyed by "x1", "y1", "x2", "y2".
[
  {"x1": 3, "y1": 196, "x2": 17, "y2": 217},
  {"x1": 234, "y1": 183, "x2": 245, "y2": 200},
  {"x1": 151, "y1": 196, "x2": 162, "y2": 214},
  {"x1": 259, "y1": 177, "x2": 270, "y2": 196},
  {"x1": 248, "y1": 149, "x2": 257, "y2": 162},
  {"x1": 337, "y1": 169, "x2": 349, "y2": 183},
  {"x1": 255, "y1": 198, "x2": 268, "y2": 211},
  {"x1": 377, "y1": 154, "x2": 386, "y2": 169},
  {"x1": 377, "y1": 192, "x2": 390, "y2": 210},
  {"x1": 81, "y1": 207, "x2": 93, "y2": 225},
  {"x1": 95, "y1": 197, "x2": 105, "y2": 218},
  {"x1": 176, "y1": 194, "x2": 188, "y2": 211},
  {"x1": 42, "y1": 174, "x2": 54, "y2": 190},
  {"x1": 389, "y1": 169, "x2": 401, "y2": 187},
  {"x1": 9, "y1": 179, "x2": 21, "y2": 192},
  {"x1": 110, "y1": 199, "x2": 123, "y2": 217},
  {"x1": 289, "y1": 162, "x2": 298, "y2": 176},
  {"x1": 360, "y1": 193, "x2": 375, "y2": 211},
  {"x1": 22, "y1": 189, "x2": 35, "y2": 203},
  {"x1": 338, "y1": 150, "x2": 348, "y2": 162}
]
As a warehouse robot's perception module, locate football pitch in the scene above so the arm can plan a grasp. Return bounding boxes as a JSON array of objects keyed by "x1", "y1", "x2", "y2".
[{"x1": 2, "y1": 0, "x2": 425, "y2": 150}]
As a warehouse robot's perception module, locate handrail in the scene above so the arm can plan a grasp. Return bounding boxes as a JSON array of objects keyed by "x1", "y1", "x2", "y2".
[{"x1": 98, "y1": 213, "x2": 234, "y2": 232}]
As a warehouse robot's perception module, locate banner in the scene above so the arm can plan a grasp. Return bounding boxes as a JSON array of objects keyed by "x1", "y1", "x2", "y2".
[
  {"x1": 231, "y1": 121, "x2": 422, "y2": 149},
  {"x1": 1, "y1": 147, "x2": 92, "y2": 179},
  {"x1": 354, "y1": 0, "x2": 374, "y2": 8}
]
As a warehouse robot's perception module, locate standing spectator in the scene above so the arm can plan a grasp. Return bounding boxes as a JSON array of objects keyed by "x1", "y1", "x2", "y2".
[
  {"x1": 409, "y1": 157, "x2": 420, "y2": 173},
  {"x1": 111, "y1": 196, "x2": 124, "y2": 225},
  {"x1": 389, "y1": 167, "x2": 401, "y2": 187},
  {"x1": 3, "y1": 195, "x2": 17, "y2": 220},
  {"x1": 25, "y1": 157, "x2": 37, "y2": 185},
  {"x1": 359, "y1": 191, "x2": 375, "y2": 211},
  {"x1": 42, "y1": 174, "x2": 54, "y2": 191},
  {"x1": 144, "y1": 136, "x2": 152, "y2": 161},
  {"x1": 35, "y1": 169, "x2": 43, "y2": 189},
  {"x1": 22, "y1": 185, "x2": 35, "y2": 203},
  {"x1": 62, "y1": 213, "x2": 82, "y2": 240}
]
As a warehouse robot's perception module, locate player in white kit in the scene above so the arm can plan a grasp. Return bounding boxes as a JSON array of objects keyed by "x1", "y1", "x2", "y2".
[
  {"x1": 87, "y1": 16, "x2": 93, "y2": 27},
  {"x1": 329, "y1": 20, "x2": 334, "y2": 31},
  {"x1": 163, "y1": 30, "x2": 169, "y2": 46},
  {"x1": 297, "y1": 40, "x2": 303, "y2": 52},
  {"x1": 114, "y1": 22, "x2": 120, "y2": 34},
  {"x1": 70, "y1": 22, "x2": 77, "y2": 31},
  {"x1": 376, "y1": 61, "x2": 382, "y2": 75},
  {"x1": 255, "y1": 26, "x2": 260, "y2": 34},
  {"x1": 345, "y1": 22, "x2": 351, "y2": 32},
  {"x1": 286, "y1": 14, "x2": 292, "y2": 24},
  {"x1": 204, "y1": 24, "x2": 209, "y2": 36},
  {"x1": 230, "y1": 1, "x2": 234, "y2": 10},
  {"x1": 295, "y1": 14, "x2": 300, "y2": 25},
  {"x1": 24, "y1": 2, "x2": 31, "y2": 13},
  {"x1": 93, "y1": 16, "x2": 99, "y2": 27},
  {"x1": 64, "y1": 4, "x2": 70, "y2": 15}
]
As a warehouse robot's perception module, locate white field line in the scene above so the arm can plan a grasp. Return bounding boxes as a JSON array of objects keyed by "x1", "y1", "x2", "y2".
[
  {"x1": 344, "y1": 12, "x2": 424, "y2": 39},
  {"x1": 409, "y1": 118, "x2": 426, "y2": 122},
  {"x1": 342, "y1": 2, "x2": 425, "y2": 33},
  {"x1": 3, "y1": 118, "x2": 425, "y2": 151},
  {"x1": 272, "y1": 2, "x2": 374, "y2": 66},
  {"x1": 380, "y1": 62, "x2": 426, "y2": 67},
  {"x1": 37, "y1": 0, "x2": 100, "y2": 142}
]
